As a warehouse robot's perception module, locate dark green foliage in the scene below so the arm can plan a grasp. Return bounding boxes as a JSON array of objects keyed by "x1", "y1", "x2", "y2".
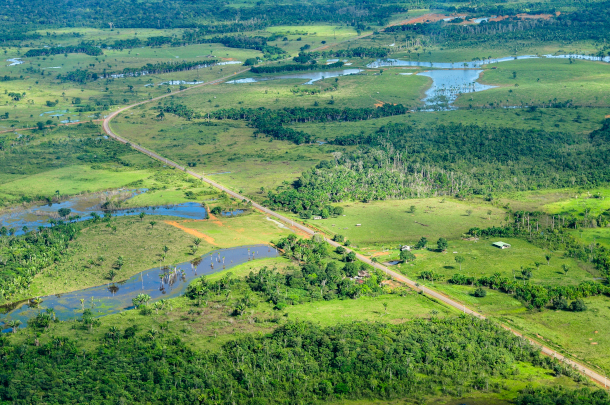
[
  {"x1": 251, "y1": 61, "x2": 344, "y2": 74},
  {"x1": 0, "y1": 0, "x2": 405, "y2": 33},
  {"x1": 516, "y1": 386, "x2": 610, "y2": 405},
  {"x1": 24, "y1": 43, "x2": 102, "y2": 57},
  {"x1": 0, "y1": 222, "x2": 79, "y2": 301},
  {"x1": 0, "y1": 317, "x2": 582, "y2": 404},
  {"x1": 331, "y1": 121, "x2": 610, "y2": 194},
  {"x1": 400, "y1": 250, "x2": 415, "y2": 263},
  {"x1": 570, "y1": 298, "x2": 587, "y2": 312},
  {"x1": 474, "y1": 287, "x2": 487, "y2": 298},
  {"x1": 211, "y1": 104, "x2": 408, "y2": 145},
  {"x1": 449, "y1": 274, "x2": 608, "y2": 310},
  {"x1": 384, "y1": 1, "x2": 610, "y2": 45}
]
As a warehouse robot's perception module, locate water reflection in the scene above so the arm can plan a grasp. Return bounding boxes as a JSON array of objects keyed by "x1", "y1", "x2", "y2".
[
  {"x1": 226, "y1": 69, "x2": 363, "y2": 85},
  {"x1": 1, "y1": 245, "x2": 279, "y2": 331}
]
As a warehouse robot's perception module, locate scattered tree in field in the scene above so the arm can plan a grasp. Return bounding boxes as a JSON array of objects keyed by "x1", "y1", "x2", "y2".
[
  {"x1": 139, "y1": 212, "x2": 146, "y2": 221},
  {"x1": 81, "y1": 309, "x2": 101, "y2": 332},
  {"x1": 487, "y1": 210, "x2": 492, "y2": 220},
  {"x1": 437, "y1": 237, "x2": 448, "y2": 252},
  {"x1": 570, "y1": 299, "x2": 587, "y2": 312},
  {"x1": 521, "y1": 268, "x2": 532, "y2": 281},
  {"x1": 562, "y1": 264, "x2": 569, "y2": 275},
  {"x1": 455, "y1": 255, "x2": 465, "y2": 271},
  {"x1": 400, "y1": 250, "x2": 415, "y2": 263},
  {"x1": 193, "y1": 238, "x2": 201, "y2": 247},
  {"x1": 466, "y1": 209, "x2": 472, "y2": 216},
  {"x1": 414, "y1": 237, "x2": 428, "y2": 249},
  {"x1": 382, "y1": 302, "x2": 388, "y2": 314},
  {"x1": 149, "y1": 220, "x2": 157, "y2": 229},
  {"x1": 474, "y1": 287, "x2": 487, "y2": 297},
  {"x1": 409, "y1": 205, "x2": 416, "y2": 213},
  {"x1": 545, "y1": 253, "x2": 551, "y2": 265}
]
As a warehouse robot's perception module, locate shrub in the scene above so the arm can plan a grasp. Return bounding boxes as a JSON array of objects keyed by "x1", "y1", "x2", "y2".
[{"x1": 474, "y1": 287, "x2": 487, "y2": 298}]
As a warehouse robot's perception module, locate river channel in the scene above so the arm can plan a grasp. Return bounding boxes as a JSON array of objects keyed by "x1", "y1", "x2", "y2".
[{"x1": 0, "y1": 245, "x2": 278, "y2": 331}]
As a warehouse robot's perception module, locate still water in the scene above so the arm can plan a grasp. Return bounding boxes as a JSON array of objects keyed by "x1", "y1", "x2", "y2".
[
  {"x1": 0, "y1": 190, "x2": 211, "y2": 235},
  {"x1": 226, "y1": 69, "x2": 363, "y2": 85},
  {"x1": 0, "y1": 245, "x2": 279, "y2": 331}
]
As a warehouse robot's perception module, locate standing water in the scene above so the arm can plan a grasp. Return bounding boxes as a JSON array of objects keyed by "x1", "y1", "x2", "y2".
[{"x1": 0, "y1": 245, "x2": 280, "y2": 331}]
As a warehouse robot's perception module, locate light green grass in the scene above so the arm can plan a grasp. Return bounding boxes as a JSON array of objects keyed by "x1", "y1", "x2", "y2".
[
  {"x1": 458, "y1": 58, "x2": 610, "y2": 108},
  {"x1": 0, "y1": 165, "x2": 152, "y2": 199},
  {"x1": 303, "y1": 197, "x2": 506, "y2": 246},
  {"x1": 396, "y1": 238, "x2": 595, "y2": 286},
  {"x1": 435, "y1": 283, "x2": 610, "y2": 374}
]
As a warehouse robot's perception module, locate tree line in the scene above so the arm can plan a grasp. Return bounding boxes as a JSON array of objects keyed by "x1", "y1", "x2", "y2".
[
  {"x1": 251, "y1": 61, "x2": 344, "y2": 74},
  {"x1": 57, "y1": 59, "x2": 218, "y2": 83},
  {"x1": 24, "y1": 43, "x2": 103, "y2": 57},
  {"x1": 209, "y1": 104, "x2": 408, "y2": 144}
]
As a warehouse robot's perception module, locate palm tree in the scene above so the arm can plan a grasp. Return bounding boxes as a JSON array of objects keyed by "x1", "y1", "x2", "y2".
[
  {"x1": 46, "y1": 307, "x2": 56, "y2": 321},
  {"x1": 7, "y1": 319, "x2": 21, "y2": 333},
  {"x1": 139, "y1": 212, "x2": 146, "y2": 221}
]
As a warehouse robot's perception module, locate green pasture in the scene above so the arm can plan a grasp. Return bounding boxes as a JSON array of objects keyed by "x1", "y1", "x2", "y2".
[
  {"x1": 0, "y1": 165, "x2": 151, "y2": 202},
  {"x1": 398, "y1": 238, "x2": 596, "y2": 286},
  {"x1": 291, "y1": 107, "x2": 609, "y2": 141},
  {"x1": 302, "y1": 197, "x2": 506, "y2": 246},
  {"x1": 108, "y1": 112, "x2": 336, "y2": 198},
  {"x1": 458, "y1": 58, "x2": 610, "y2": 108},
  {"x1": 434, "y1": 283, "x2": 610, "y2": 374},
  {"x1": 544, "y1": 189, "x2": 610, "y2": 217}
]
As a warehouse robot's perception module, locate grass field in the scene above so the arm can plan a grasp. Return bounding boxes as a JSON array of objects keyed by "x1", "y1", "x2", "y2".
[
  {"x1": 109, "y1": 113, "x2": 337, "y2": 198},
  {"x1": 434, "y1": 283, "x2": 610, "y2": 374},
  {"x1": 301, "y1": 197, "x2": 507, "y2": 246},
  {"x1": 458, "y1": 58, "x2": 610, "y2": 108},
  {"x1": 25, "y1": 211, "x2": 292, "y2": 300}
]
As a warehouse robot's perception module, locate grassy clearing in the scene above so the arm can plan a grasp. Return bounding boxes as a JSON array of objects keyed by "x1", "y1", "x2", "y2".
[
  {"x1": 26, "y1": 211, "x2": 292, "y2": 299},
  {"x1": 0, "y1": 165, "x2": 152, "y2": 201},
  {"x1": 302, "y1": 197, "x2": 506, "y2": 246},
  {"x1": 109, "y1": 113, "x2": 336, "y2": 198},
  {"x1": 458, "y1": 58, "x2": 610, "y2": 107},
  {"x1": 292, "y1": 107, "x2": 609, "y2": 140},
  {"x1": 433, "y1": 283, "x2": 610, "y2": 374}
]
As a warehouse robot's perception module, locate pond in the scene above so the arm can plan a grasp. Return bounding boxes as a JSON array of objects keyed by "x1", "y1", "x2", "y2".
[
  {"x1": 6, "y1": 58, "x2": 23, "y2": 66},
  {"x1": 0, "y1": 189, "x2": 211, "y2": 235},
  {"x1": 0, "y1": 245, "x2": 279, "y2": 331},
  {"x1": 226, "y1": 69, "x2": 363, "y2": 85},
  {"x1": 418, "y1": 69, "x2": 495, "y2": 111}
]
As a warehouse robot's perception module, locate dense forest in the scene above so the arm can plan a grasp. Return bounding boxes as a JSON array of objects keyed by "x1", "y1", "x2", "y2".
[
  {"x1": 0, "y1": 0, "x2": 405, "y2": 32},
  {"x1": 24, "y1": 43, "x2": 103, "y2": 57},
  {"x1": 0, "y1": 317, "x2": 587, "y2": 403},
  {"x1": 264, "y1": 119, "x2": 610, "y2": 215}
]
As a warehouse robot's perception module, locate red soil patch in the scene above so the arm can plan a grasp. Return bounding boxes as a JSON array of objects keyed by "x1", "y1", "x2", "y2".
[{"x1": 164, "y1": 220, "x2": 217, "y2": 245}]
